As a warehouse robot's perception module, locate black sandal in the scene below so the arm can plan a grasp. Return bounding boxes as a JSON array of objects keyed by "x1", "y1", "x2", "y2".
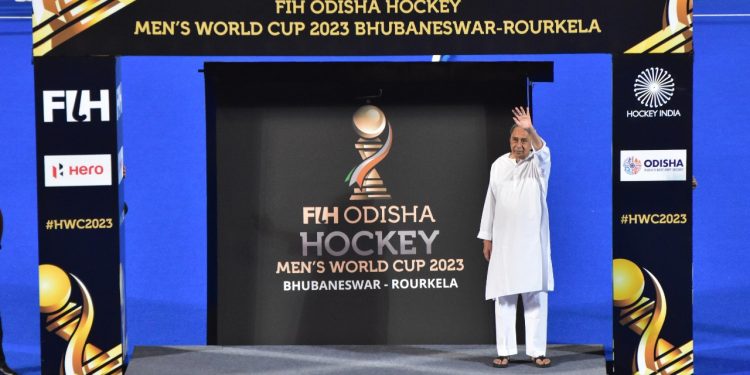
[
  {"x1": 492, "y1": 356, "x2": 510, "y2": 368},
  {"x1": 533, "y1": 356, "x2": 551, "y2": 368}
]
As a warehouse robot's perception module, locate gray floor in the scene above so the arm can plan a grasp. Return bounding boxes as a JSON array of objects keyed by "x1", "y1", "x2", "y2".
[{"x1": 126, "y1": 344, "x2": 605, "y2": 374}]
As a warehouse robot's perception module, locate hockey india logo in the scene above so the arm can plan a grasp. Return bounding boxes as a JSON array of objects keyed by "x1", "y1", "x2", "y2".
[{"x1": 633, "y1": 67, "x2": 675, "y2": 109}]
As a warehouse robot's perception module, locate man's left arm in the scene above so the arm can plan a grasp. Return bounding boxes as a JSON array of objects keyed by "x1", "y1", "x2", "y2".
[{"x1": 526, "y1": 127, "x2": 544, "y2": 152}]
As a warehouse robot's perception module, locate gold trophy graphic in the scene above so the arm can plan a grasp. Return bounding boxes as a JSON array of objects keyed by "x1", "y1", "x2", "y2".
[
  {"x1": 39, "y1": 264, "x2": 124, "y2": 375},
  {"x1": 613, "y1": 258, "x2": 694, "y2": 374},
  {"x1": 345, "y1": 105, "x2": 393, "y2": 200}
]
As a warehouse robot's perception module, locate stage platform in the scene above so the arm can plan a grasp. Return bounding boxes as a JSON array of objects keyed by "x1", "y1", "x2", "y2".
[{"x1": 127, "y1": 344, "x2": 605, "y2": 374}]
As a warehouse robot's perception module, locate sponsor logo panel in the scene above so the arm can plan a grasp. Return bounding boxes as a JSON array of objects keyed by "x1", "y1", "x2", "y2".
[
  {"x1": 44, "y1": 154, "x2": 112, "y2": 187},
  {"x1": 619, "y1": 149, "x2": 686, "y2": 182}
]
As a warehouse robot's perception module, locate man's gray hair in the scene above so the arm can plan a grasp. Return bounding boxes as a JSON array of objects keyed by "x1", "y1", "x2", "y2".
[{"x1": 509, "y1": 124, "x2": 529, "y2": 137}]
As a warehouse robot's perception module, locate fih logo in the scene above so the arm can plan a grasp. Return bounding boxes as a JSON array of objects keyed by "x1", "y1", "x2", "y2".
[
  {"x1": 42, "y1": 90, "x2": 111, "y2": 123},
  {"x1": 345, "y1": 105, "x2": 393, "y2": 200},
  {"x1": 44, "y1": 154, "x2": 112, "y2": 187},
  {"x1": 622, "y1": 156, "x2": 642, "y2": 175},
  {"x1": 633, "y1": 67, "x2": 675, "y2": 108}
]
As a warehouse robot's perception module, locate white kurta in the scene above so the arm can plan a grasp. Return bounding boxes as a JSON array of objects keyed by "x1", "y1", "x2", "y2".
[{"x1": 478, "y1": 140, "x2": 554, "y2": 300}]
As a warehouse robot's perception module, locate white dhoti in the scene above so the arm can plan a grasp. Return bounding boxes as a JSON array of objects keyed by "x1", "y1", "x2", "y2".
[{"x1": 494, "y1": 292, "x2": 548, "y2": 357}]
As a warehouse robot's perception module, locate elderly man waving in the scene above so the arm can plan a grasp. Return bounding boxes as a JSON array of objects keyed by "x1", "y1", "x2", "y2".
[{"x1": 478, "y1": 106, "x2": 554, "y2": 369}]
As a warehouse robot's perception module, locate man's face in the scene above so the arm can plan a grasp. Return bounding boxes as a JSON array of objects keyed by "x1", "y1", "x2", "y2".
[{"x1": 509, "y1": 127, "x2": 531, "y2": 160}]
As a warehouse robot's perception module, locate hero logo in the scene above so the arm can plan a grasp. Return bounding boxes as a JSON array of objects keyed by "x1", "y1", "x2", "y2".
[
  {"x1": 42, "y1": 89, "x2": 110, "y2": 123},
  {"x1": 44, "y1": 154, "x2": 112, "y2": 187}
]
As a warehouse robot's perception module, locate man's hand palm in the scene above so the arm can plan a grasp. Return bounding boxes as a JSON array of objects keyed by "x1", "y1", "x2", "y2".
[{"x1": 512, "y1": 106, "x2": 533, "y2": 129}]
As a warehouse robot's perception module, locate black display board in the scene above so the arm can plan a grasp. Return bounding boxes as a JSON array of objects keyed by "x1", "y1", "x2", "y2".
[
  {"x1": 34, "y1": 57, "x2": 126, "y2": 375},
  {"x1": 205, "y1": 62, "x2": 553, "y2": 344},
  {"x1": 612, "y1": 54, "x2": 693, "y2": 374}
]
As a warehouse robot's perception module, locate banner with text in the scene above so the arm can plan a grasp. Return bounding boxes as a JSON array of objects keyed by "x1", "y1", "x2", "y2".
[{"x1": 32, "y1": 0, "x2": 692, "y2": 56}]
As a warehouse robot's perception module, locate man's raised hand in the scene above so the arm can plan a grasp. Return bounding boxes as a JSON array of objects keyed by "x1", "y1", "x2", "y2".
[{"x1": 512, "y1": 106, "x2": 533, "y2": 130}]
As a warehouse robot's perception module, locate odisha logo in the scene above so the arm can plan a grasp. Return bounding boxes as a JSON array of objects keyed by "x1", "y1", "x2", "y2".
[
  {"x1": 623, "y1": 156, "x2": 642, "y2": 175},
  {"x1": 633, "y1": 67, "x2": 675, "y2": 108}
]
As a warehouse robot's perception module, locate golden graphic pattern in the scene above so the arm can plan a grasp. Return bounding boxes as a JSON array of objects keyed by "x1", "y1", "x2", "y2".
[
  {"x1": 40, "y1": 264, "x2": 124, "y2": 375},
  {"x1": 613, "y1": 259, "x2": 694, "y2": 374},
  {"x1": 32, "y1": 0, "x2": 136, "y2": 56},
  {"x1": 626, "y1": 0, "x2": 693, "y2": 53}
]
